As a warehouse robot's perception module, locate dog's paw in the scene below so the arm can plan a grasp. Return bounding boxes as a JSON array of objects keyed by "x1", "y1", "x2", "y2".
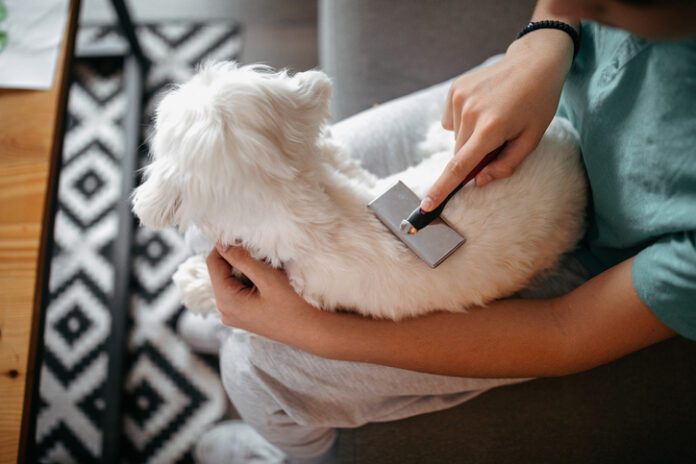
[{"x1": 173, "y1": 255, "x2": 217, "y2": 315}]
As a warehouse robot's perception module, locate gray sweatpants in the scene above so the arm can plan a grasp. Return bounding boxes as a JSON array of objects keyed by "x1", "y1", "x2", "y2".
[{"x1": 217, "y1": 79, "x2": 591, "y2": 462}]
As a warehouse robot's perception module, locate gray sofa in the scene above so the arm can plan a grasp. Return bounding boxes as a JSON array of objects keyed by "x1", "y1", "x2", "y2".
[
  {"x1": 320, "y1": 0, "x2": 535, "y2": 120},
  {"x1": 334, "y1": 338, "x2": 696, "y2": 463},
  {"x1": 317, "y1": 1, "x2": 696, "y2": 462}
]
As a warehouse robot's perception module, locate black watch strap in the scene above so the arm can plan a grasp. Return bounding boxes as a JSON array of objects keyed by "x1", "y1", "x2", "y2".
[{"x1": 516, "y1": 20, "x2": 581, "y2": 58}]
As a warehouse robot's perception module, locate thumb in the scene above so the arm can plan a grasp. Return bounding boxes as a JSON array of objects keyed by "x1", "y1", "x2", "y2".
[
  {"x1": 215, "y1": 244, "x2": 276, "y2": 289},
  {"x1": 475, "y1": 133, "x2": 538, "y2": 187},
  {"x1": 206, "y1": 248, "x2": 248, "y2": 297}
]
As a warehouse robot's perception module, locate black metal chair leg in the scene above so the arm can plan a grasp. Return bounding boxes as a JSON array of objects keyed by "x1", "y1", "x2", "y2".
[
  {"x1": 101, "y1": 2, "x2": 149, "y2": 462},
  {"x1": 110, "y1": 0, "x2": 150, "y2": 72},
  {"x1": 101, "y1": 53, "x2": 144, "y2": 464}
]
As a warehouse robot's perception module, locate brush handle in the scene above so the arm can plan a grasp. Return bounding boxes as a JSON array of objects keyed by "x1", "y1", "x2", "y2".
[{"x1": 406, "y1": 144, "x2": 506, "y2": 231}]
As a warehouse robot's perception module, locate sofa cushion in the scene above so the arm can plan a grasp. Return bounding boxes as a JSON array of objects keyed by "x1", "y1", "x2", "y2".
[{"x1": 336, "y1": 337, "x2": 696, "y2": 463}]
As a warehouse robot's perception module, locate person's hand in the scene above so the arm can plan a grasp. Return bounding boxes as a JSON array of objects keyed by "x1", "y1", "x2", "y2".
[
  {"x1": 421, "y1": 29, "x2": 574, "y2": 212},
  {"x1": 206, "y1": 245, "x2": 321, "y2": 341}
]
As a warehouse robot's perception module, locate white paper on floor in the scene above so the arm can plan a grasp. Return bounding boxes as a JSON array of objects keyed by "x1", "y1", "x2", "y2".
[{"x1": 0, "y1": 0, "x2": 70, "y2": 90}]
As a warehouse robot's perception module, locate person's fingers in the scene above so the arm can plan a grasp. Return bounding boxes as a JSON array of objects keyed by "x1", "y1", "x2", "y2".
[
  {"x1": 475, "y1": 132, "x2": 539, "y2": 187},
  {"x1": 215, "y1": 244, "x2": 277, "y2": 290},
  {"x1": 206, "y1": 249, "x2": 248, "y2": 298},
  {"x1": 454, "y1": 109, "x2": 476, "y2": 155},
  {"x1": 441, "y1": 85, "x2": 455, "y2": 131},
  {"x1": 452, "y1": 91, "x2": 464, "y2": 140},
  {"x1": 421, "y1": 131, "x2": 503, "y2": 212}
]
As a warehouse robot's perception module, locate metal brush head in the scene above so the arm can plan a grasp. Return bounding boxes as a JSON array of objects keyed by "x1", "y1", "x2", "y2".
[{"x1": 367, "y1": 181, "x2": 465, "y2": 268}]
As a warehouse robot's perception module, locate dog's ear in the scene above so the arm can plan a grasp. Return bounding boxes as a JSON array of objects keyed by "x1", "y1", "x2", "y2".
[
  {"x1": 131, "y1": 161, "x2": 181, "y2": 229},
  {"x1": 292, "y1": 70, "x2": 332, "y2": 113},
  {"x1": 275, "y1": 69, "x2": 332, "y2": 146}
]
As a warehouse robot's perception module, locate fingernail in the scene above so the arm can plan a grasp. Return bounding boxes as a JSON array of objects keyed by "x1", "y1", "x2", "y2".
[
  {"x1": 420, "y1": 196, "x2": 434, "y2": 212},
  {"x1": 216, "y1": 244, "x2": 229, "y2": 253}
]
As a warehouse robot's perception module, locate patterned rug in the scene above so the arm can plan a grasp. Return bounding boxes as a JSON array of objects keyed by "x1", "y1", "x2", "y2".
[{"x1": 35, "y1": 23, "x2": 241, "y2": 463}]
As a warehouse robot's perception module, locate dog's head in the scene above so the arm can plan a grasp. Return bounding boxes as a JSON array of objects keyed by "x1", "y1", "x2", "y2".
[{"x1": 132, "y1": 61, "x2": 332, "y2": 236}]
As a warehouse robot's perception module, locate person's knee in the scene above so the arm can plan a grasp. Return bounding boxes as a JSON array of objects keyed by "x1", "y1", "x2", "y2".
[
  {"x1": 218, "y1": 334, "x2": 338, "y2": 460},
  {"x1": 218, "y1": 331, "x2": 301, "y2": 415},
  {"x1": 218, "y1": 331, "x2": 259, "y2": 400},
  {"x1": 219, "y1": 331, "x2": 371, "y2": 429}
]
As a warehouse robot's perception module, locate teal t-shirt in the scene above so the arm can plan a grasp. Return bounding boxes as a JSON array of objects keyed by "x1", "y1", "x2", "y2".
[{"x1": 557, "y1": 22, "x2": 696, "y2": 339}]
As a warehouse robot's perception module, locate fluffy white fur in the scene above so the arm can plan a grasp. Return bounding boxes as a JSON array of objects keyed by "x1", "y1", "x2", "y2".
[{"x1": 132, "y1": 62, "x2": 587, "y2": 321}]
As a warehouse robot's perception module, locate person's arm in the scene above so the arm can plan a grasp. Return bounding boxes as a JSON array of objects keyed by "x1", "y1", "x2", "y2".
[
  {"x1": 315, "y1": 259, "x2": 673, "y2": 377},
  {"x1": 422, "y1": 0, "x2": 579, "y2": 211},
  {"x1": 207, "y1": 247, "x2": 675, "y2": 378}
]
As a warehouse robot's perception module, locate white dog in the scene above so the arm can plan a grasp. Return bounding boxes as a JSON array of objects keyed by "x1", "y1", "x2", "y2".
[{"x1": 132, "y1": 62, "x2": 586, "y2": 321}]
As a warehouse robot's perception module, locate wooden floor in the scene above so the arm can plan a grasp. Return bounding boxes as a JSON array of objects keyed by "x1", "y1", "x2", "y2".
[{"x1": 0, "y1": 3, "x2": 78, "y2": 462}]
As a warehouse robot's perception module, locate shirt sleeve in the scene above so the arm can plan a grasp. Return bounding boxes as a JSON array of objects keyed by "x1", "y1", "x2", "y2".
[{"x1": 632, "y1": 231, "x2": 696, "y2": 340}]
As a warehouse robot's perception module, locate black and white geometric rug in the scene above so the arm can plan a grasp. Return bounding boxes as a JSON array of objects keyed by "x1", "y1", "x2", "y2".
[{"x1": 35, "y1": 23, "x2": 241, "y2": 463}]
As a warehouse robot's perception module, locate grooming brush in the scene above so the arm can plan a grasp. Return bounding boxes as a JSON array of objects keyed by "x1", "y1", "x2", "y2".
[{"x1": 368, "y1": 145, "x2": 504, "y2": 268}]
